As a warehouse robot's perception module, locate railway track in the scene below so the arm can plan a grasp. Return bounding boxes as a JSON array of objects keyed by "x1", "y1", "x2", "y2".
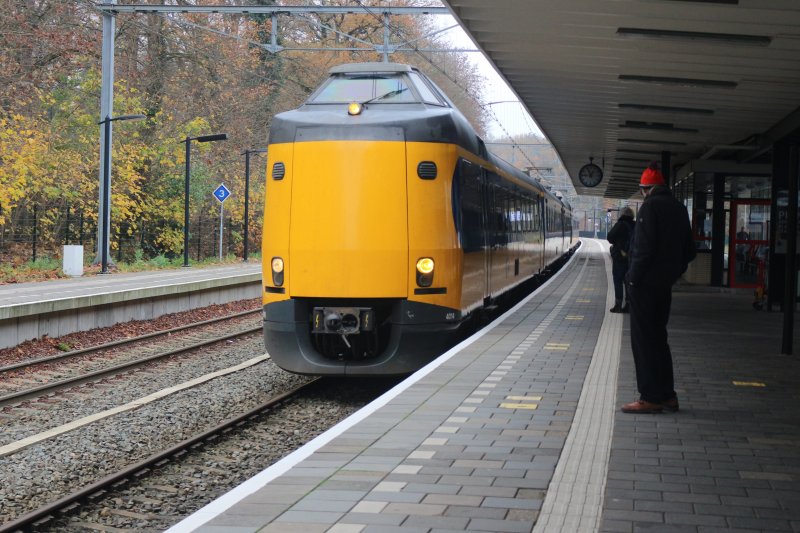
[
  {"x1": 0, "y1": 378, "x2": 321, "y2": 533},
  {"x1": 0, "y1": 309, "x2": 262, "y2": 407}
]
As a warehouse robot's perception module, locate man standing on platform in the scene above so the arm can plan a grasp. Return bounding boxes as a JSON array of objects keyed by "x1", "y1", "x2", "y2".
[
  {"x1": 622, "y1": 162, "x2": 695, "y2": 414},
  {"x1": 607, "y1": 206, "x2": 635, "y2": 313}
]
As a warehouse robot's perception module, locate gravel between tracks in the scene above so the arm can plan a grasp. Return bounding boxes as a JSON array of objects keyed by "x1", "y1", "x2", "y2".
[
  {"x1": 0, "y1": 348, "x2": 311, "y2": 523},
  {"x1": 0, "y1": 329, "x2": 266, "y2": 447}
]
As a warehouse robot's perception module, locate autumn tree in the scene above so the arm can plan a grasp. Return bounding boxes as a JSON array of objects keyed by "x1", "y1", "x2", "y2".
[{"x1": 0, "y1": 0, "x2": 494, "y2": 265}]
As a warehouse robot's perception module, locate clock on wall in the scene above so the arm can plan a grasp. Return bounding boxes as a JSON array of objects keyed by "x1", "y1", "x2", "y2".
[{"x1": 578, "y1": 158, "x2": 603, "y2": 187}]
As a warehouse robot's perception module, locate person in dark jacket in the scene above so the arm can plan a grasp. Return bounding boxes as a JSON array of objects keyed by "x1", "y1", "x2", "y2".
[
  {"x1": 607, "y1": 206, "x2": 635, "y2": 313},
  {"x1": 622, "y1": 162, "x2": 696, "y2": 414}
]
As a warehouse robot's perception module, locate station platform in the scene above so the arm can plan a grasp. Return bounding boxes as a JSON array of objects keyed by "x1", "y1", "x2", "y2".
[
  {"x1": 0, "y1": 263, "x2": 262, "y2": 349},
  {"x1": 169, "y1": 239, "x2": 800, "y2": 533}
]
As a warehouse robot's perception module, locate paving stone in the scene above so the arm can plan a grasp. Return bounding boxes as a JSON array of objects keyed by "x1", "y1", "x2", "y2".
[
  {"x1": 599, "y1": 518, "x2": 634, "y2": 532},
  {"x1": 444, "y1": 505, "x2": 506, "y2": 520},
  {"x1": 466, "y1": 517, "x2": 536, "y2": 532},
  {"x1": 403, "y1": 515, "x2": 470, "y2": 530}
]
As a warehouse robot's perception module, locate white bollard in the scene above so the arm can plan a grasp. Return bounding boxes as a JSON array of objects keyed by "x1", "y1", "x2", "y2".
[{"x1": 63, "y1": 245, "x2": 84, "y2": 277}]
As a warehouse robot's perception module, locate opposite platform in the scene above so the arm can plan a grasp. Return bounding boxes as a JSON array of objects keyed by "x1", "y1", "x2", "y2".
[{"x1": 0, "y1": 263, "x2": 262, "y2": 349}]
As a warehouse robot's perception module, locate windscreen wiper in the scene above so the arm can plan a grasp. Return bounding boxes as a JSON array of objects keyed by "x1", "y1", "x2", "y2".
[{"x1": 361, "y1": 87, "x2": 408, "y2": 105}]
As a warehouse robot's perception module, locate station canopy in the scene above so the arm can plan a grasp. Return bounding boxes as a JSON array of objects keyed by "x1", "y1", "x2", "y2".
[{"x1": 444, "y1": 0, "x2": 800, "y2": 198}]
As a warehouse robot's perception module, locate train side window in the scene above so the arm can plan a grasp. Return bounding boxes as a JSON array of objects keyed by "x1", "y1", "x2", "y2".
[
  {"x1": 509, "y1": 192, "x2": 516, "y2": 234},
  {"x1": 526, "y1": 197, "x2": 533, "y2": 232},
  {"x1": 530, "y1": 198, "x2": 536, "y2": 232}
]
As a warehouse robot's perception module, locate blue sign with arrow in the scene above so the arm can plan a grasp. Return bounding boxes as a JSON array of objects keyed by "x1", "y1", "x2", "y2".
[{"x1": 213, "y1": 183, "x2": 231, "y2": 203}]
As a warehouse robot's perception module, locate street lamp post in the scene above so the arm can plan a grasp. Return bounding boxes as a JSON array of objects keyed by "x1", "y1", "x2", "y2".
[
  {"x1": 242, "y1": 149, "x2": 267, "y2": 262},
  {"x1": 180, "y1": 133, "x2": 228, "y2": 267},
  {"x1": 97, "y1": 113, "x2": 146, "y2": 275}
]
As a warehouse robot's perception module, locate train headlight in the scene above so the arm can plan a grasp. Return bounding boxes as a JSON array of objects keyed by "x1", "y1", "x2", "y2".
[
  {"x1": 271, "y1": 257, "x2": 284, "y2": 286},
  {"x1": 416, "y1": 257, "x2": 434, "y2": 287},
  {"x1": 347, "y1": 102, "x2": 363, "y2": 116}
]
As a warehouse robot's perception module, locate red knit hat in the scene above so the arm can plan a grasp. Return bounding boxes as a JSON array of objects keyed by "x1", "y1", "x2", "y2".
[{"x1": 640, "y1": 162, "x2": 665, "y2": 187}]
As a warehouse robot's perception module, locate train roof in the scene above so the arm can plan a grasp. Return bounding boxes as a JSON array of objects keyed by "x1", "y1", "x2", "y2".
[{"x1": 329, "y1": 62, "x2": 414, "y2": 74}]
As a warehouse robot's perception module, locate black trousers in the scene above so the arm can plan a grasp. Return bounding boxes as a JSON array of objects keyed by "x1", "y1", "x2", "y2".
[
  {"x1": 611, "y1": 259, "x2": 629, "y2": 304},
  {"x1": 629, "y1": 283, "x2": 675, "y2": 403}
]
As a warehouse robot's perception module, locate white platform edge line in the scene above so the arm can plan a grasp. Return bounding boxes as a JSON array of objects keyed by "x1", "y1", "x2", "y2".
[{"x1": 165, "y1": 241, "x2": 586, "y2": 533}]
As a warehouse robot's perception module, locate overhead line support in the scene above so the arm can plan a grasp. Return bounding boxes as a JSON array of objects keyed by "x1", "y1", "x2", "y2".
[{"x1": 95, "y1": 5, "x2": 450, "y2": 15}]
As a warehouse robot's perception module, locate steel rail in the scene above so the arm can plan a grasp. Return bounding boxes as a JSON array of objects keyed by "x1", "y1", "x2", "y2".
[
  {"x1": 0, "y1": 308, "x2": 261, "y2": 373},
  {"x1": 0, "y1": 325, "x2": 262, "y2": 407},
  {"x1": 0, "y1": 377, "x2": 321, "y2": 533}
]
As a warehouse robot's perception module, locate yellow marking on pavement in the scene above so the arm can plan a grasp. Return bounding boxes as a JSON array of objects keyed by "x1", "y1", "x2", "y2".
[
  {"x1": 500, "y1": 403, "x2": 538, "y2": 410},
  {"x1": 565, "y1": 315, "x2": 584, "y2": 320},
  {"x1": 501, "y1": 394, "x2": 540, "y2": 410},
  {"x1": 545, "y1": 343, "x2": 570, "y2": 350},
  {"x1": 576, "y1": 298, "x2": 591, "y2": 303},
  {"x1": 506, "y1": 395, "x2": 542, "y2": 401},
  {"x1": 732, "y1": 381, "x2": 766, "y2": 387},
  {"x1": 581, "y1": 288, "x2": 595, "y2": 291}
]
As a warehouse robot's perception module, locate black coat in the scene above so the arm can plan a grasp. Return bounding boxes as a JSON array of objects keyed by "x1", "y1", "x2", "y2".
[
  {"x1": 627, "y1": 186, "x2": 696, "y2": 288},
  {"x1": 607, "y1": 214, "x2": 634, "y2": 263}
]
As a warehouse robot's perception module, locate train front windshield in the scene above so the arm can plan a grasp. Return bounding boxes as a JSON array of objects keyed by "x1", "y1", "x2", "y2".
[{"x1": 309, "y1": 74, "x2": 417, "y2": 104}]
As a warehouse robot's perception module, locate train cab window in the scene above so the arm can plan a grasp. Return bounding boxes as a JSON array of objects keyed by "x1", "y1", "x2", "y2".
[
  {"x1": 309, "y1": 74, "x2": 416, "y2": 104},
  {"x1": 408, "y1": 72, "x2": 444, "y2": 106}
]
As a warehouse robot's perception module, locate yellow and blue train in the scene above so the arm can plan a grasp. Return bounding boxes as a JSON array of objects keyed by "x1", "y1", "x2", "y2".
[{"x1": 262, "y1": 62, "x2": 575, "y2": 376}]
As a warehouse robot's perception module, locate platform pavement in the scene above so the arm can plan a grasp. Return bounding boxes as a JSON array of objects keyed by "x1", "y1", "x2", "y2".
[
  {"x1": 601, "y1": 279, "x2": 800, "y2": 531},
  {"x1": 0, "y1": 262, "x2": 262, "y2": 310},
  {"x1": 164, "y1": 239, "x2": 800, "y2": 533}
]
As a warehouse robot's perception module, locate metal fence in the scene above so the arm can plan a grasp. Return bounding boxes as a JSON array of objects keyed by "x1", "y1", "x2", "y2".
[{"x1": 0, "y1": 200, "x2": 262, "y2": 266}]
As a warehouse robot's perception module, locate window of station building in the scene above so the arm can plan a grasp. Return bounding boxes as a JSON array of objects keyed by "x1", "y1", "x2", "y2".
[
  {"x1": 725, "y1": 175, "x2": 770, "y2": 199},
  {"x1": 408, "y1": 72, "x2": 445, "y2": 106},
  {"x1": 310, "y1": 74, "x2": 416, "y2": 104}
]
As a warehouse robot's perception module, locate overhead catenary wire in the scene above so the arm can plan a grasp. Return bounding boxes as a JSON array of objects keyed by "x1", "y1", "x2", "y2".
[
  {"x1": 350, "y1": 0, "x2": 545, "y2": 179},
  {"x1": 81, "y1": 0, "x2": 548, "y2": 180}
]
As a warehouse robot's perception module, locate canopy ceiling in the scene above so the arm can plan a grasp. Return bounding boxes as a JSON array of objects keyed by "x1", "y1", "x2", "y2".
[{"x1": 443, "y1": 0, "x2": 800, "y2": 198}]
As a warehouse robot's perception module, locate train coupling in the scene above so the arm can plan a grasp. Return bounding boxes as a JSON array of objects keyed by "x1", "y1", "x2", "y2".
[{"x1": 312, "y1": 307, "x2": 375, "y2": 335}]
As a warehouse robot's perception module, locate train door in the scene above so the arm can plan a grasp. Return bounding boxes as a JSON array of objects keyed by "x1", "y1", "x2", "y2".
[
  {"x1": 484, "y1": 178, "x2": 496, "y2": 300},
  {"x1": 480, "y1": 168, "x2": 491, "y2": 302}
]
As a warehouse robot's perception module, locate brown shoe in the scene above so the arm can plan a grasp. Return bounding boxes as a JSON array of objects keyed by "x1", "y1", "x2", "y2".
[
  {"x1": 621, "y1": 399, "x2": 663, "y2": 414},
  {"x1": 661, "y1": 396, "x2": 679, "y2": 412}
]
